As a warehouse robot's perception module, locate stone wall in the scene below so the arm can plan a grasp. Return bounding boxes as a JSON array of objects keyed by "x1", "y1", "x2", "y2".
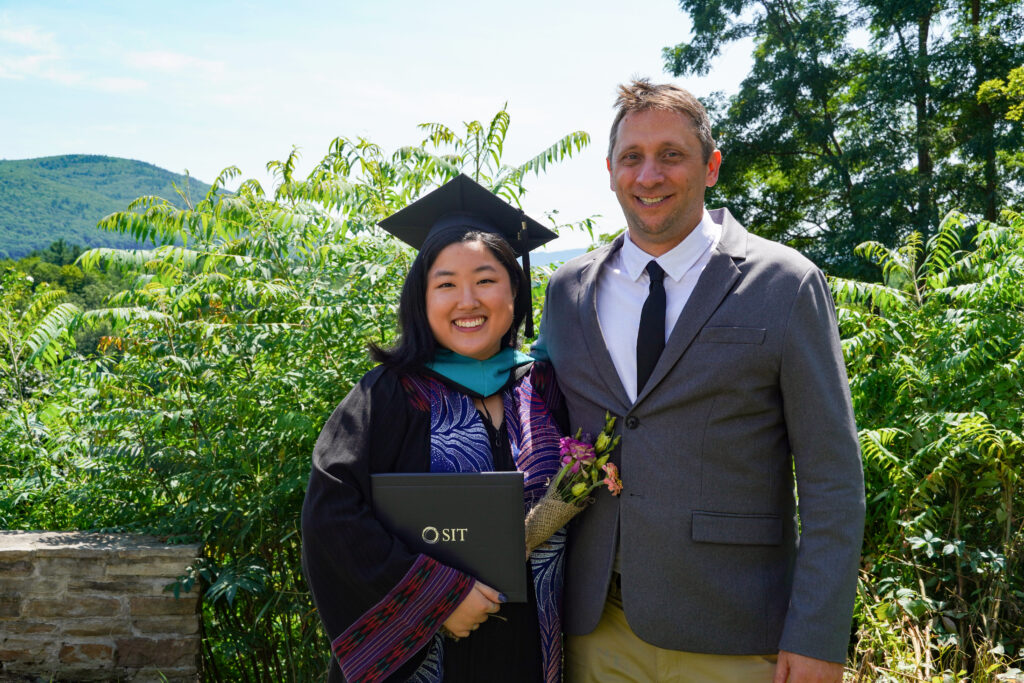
[{"x1": 0, "y1": 531, "x2": 201, "y2": 682}]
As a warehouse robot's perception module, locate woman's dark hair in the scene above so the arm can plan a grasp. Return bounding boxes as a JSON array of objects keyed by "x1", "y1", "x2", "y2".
[{"x1": 370, "y1": 227, "x2": 530, "y2": 373}]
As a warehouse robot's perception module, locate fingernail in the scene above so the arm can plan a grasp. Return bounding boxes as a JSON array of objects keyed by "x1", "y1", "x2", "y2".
[{"x1": 498, "y1": 593, "x2": 508, "y2": 603}]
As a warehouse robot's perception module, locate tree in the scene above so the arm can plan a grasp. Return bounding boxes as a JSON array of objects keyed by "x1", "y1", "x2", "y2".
[
  {"x1": 831, "y1": 210, "x2": 1024, "y2": 679},
  {"x1": 417, "y1": 105, "x2": 591, "y2": 209},
  {"x1": 978, "y1": 65, "x2": 1024, "y2": 173},
  {"x1": 29, "y1": 239, "x2": 84, "y2": 266},
  {"x1": 978, "y1": 65, "x2": 1024, "y2": 122},
  {"x1": 664, "y1": 0, "x2": 1024, "y2": 277}
]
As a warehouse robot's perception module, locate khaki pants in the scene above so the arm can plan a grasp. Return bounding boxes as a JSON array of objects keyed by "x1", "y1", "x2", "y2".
[{"x1": 566, "y1": 576, "x2": 777, "y2": 683}]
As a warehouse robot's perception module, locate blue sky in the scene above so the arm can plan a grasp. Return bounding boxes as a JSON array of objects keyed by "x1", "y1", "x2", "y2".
[{"x1": 0, "y1": 0, "x2": 751, "y2": 250}]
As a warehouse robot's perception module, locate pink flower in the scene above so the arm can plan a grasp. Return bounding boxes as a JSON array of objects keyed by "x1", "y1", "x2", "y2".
[
  {"x1": 559, "y1": 437, "x2": 596, "y2": 462},
  {"x1": 549, "y1": 415, "x2": 624, "y2": 505},
  {"x1": 602, "y1": 463, "x2": 623, "y2": 496},
  {"x1": 603, "y1": 477, "x2": 623, "y2": 495}
]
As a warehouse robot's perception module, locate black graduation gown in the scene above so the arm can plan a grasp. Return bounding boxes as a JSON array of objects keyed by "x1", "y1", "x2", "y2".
[{"x1": 301, "y1": 364, "x2": 565, "y2": 683}]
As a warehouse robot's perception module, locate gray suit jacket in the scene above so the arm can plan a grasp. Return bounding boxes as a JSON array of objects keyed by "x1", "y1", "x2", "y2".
[{"x1": 535, "y1": 208, "x2": 864, "y2": 663}]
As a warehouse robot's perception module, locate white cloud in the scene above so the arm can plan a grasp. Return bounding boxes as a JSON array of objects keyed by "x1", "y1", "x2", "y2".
[
  {"x1": 94, "y1": 76, "x2": 148, "y2": 93},
  {"x1": 0, "y1": 17, "x2": 60, "y2": 79},
  {"x1": 0, "y1": 53, "x2": 57, "y2": 79},
  {"x1": 0, "y1": 23, "x2": 57, "y2": 51},
  {"x1": 0, "y1": 56, "x2": 147, "y2": 92},
  {"x1": 0, "y1": 17, "x2": 149, "y2": 93},
  {"x1": 128, "y1": 50, "x2": 226, "y2": 76}
]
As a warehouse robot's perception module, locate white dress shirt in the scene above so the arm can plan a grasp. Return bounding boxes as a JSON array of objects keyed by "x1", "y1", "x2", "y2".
[{"x1": 596, "y1": 209, "x2": 721, "y2": 403}]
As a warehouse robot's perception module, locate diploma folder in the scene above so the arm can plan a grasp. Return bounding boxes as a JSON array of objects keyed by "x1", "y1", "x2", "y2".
[{"x1": 370, "y1": 472, "x2": 527, "y2": 602}]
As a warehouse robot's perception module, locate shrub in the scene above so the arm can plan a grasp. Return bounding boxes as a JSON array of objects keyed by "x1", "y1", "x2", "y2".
[{"x1": 834, "y1": 211, "x2": 1024, "y2": 681}]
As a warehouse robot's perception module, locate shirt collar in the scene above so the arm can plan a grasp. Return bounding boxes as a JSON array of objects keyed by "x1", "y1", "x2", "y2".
[{"x1": 621, "y1": 209, "x2": 721, "y2": 283}]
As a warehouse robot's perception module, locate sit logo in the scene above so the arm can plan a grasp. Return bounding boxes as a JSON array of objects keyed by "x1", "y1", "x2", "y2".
[{"x1": 421, "y1": 526, "x2": 468, "y2": 544}]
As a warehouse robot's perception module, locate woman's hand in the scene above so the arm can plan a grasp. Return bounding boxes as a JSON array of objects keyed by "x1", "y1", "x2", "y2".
[{"x1": 441, "y1": 581, "x2": 504, "y2": 637}]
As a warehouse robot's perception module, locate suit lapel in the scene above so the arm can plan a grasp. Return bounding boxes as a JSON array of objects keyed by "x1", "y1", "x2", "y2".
[
  {"x1": 634, "y1": 209, "x2": 748, "y2": 405},
  {"x1": 577, "y1": 237, "x2": 632, "y2": 414}
]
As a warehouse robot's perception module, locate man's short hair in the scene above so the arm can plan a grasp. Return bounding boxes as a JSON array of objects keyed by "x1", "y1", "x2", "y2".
[{"x1": 608, "y1": 78, "x2": 716, "y2": 164}]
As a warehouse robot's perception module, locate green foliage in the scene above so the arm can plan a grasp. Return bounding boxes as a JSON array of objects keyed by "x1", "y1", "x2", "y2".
[
  {"x1": 0, "y1": 269, "x2": 83, "y2": 531},
  {"x1": 0, "y1": 155, "x2": 212, "y2": 259},
  {"x1": 2, "y1": 241, "x2": 128, "y2": 356},
  {"x1": 834, "y1": 210, "x2": 1024, "y2": 680},
  {"x1": 979, "y1": 65, "x2": 1024, "y2": 177},
  {"x1": 978, "y1": 65, "x2": 1024, "y2": 122},
  {"x1": 664, "y1": 0, "x2": 1024, "y2": 278},
  {"x1": 0, "y1": 112, "x2": 588, "y2": 680},
  {"x1": 28, "y1": 238, "x2": 85, "y2": 267},
  {"x1": 0, "y1": 270, "x2": 81, "y2": 380},
  {"x1": 417, "y1": 106, "x2": 590, "y2": 208}
]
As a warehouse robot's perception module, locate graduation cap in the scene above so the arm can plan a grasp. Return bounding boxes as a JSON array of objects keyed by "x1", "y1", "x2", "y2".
[{"x1": 378, "y1": 173, "x2": 557, "y2": 337}]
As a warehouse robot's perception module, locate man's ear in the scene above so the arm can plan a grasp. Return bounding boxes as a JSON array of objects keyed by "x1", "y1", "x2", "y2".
[
  {"x1": 607, "y1": 157, "x2": 613, "y2": 190},
  {"x1": 705, "y1": 150, "x2": 722, "y2": 188}
]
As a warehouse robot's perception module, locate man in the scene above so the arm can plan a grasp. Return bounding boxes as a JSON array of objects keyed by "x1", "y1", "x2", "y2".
[{"x1": 534, "y1": 79, "x2": 865, "y2": 682}]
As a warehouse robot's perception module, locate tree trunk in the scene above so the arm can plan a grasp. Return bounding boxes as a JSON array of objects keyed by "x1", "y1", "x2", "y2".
[
  {"x1": 915, "y1": 12, "x2": 934, "y2": 235},
  {"x1": 971, "y1": 0, "x2": 999, "y2": 221}
]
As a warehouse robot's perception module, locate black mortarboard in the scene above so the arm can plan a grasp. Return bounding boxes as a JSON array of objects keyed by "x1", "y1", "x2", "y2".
[{"x1": 378, "y1": 173, "x2": 557, "y2": 337}]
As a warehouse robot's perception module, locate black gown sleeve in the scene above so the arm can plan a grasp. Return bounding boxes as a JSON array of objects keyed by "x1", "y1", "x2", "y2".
[{"x1": 301, "y1": 367, "x2": 474, "y2": 683}]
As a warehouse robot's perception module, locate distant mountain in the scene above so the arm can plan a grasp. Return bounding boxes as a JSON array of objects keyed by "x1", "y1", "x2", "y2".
[
  {"x1": 531, "y1": 248, "x2": 587, "y2": 267},
  {"x1": 0, "y1": 155, "x2": 211, "y2": 259}
]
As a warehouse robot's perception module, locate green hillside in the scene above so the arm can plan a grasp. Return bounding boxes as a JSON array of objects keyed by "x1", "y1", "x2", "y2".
[{"x1": 0, "y1": 154, "x2": 212, "y2": 259}]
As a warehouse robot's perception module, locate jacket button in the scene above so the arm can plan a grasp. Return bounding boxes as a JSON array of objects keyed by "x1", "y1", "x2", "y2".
[{"x1": 625, "y1": 416, "x2": 639, "y2": 429}]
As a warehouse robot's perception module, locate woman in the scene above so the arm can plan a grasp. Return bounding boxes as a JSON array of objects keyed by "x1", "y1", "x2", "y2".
[{"x1": 301, "y1": 176, "x2": 566, "y2": 683}]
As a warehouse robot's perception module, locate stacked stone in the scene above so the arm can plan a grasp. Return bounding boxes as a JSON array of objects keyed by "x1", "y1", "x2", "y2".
[{"x1": 0, "y1": 532, "x2": 201, "y2": 682}]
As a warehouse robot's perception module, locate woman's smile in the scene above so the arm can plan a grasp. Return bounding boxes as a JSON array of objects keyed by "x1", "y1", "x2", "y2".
[{"x1": 426, "y1": 240, "x2": 516, "y2": 360}]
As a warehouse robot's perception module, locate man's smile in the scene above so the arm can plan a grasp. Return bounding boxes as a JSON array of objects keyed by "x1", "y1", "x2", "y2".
[{"x1": 637, "y1": 195, "x2": 670, "y2": 206}]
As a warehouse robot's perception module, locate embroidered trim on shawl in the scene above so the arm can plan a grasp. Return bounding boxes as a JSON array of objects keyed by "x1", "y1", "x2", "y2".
[
  {"x1": 527, "y1": 361, "x2": 565, "y2": 421},
  {"x1": 400, "y1": 374, "x2": 431, "y2": 413},
  {"x1": 331, "y1": 554, "x2": 473, "y2": 683},
  {"x1": 509, "y1": 369, "x2": 567, "y2": 683}
]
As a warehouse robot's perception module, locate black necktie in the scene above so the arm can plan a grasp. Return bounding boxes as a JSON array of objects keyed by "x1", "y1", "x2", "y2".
[{"x1": 636, "y1": 260, "x2": 666, "y2": 392}]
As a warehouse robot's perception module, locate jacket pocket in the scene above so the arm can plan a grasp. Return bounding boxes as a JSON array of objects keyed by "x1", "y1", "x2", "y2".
[
  {"x1": 691, "y1": 511, "x2": 782, "y2": 545},
  {"x1": 695, "y1": 326, "x2": 766, "y2": 344}
]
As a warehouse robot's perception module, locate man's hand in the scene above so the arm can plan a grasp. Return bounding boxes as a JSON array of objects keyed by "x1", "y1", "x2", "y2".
[
  {"x1": 441, "y1": 581, "x2": 503, "y2": 638},
  {"x1": 772, "y1": 650, "x2": 844, "y2": 683}
]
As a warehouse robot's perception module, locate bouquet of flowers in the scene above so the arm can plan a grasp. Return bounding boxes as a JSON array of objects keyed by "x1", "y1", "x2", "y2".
[{"x1": 525, "y1": 412, "x2": 623, "y2": 556}]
